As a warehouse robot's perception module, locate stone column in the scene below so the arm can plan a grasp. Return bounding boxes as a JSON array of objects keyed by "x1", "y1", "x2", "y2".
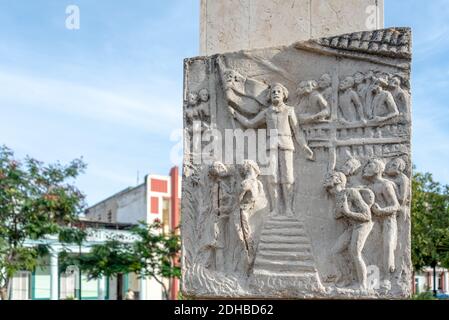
[
  {"x1": 98, "y1": 276, "x2": 107, "y2": 300},
  {"x1": 139, "y1": 275, "x2": 147, "y2": 300},
  {"x1": 50, "y1": 251, "x2": 59, "y2": 300},
  {"x1": 200, "y1": 0, "x2": 384, "y2": 55},
  {"x1": 443, "y1": 270, "x2": 449, "y2": 293}
]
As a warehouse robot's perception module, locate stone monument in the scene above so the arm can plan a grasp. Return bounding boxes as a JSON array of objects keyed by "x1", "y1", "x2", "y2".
[{"x1": 181, "y1": 25, "x2": 412, "y2": 298}]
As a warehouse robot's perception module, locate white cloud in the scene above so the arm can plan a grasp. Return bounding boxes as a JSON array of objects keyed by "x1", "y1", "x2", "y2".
[{"x1": 0, "y1": 68, "x2": 182, "y2": 135}]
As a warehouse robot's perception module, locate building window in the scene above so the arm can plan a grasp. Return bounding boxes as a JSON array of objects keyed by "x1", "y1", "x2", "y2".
[
  {"x1": 162, "y1": 198, "x2": 171, "y2": 234},
  {"x1": 150, "y1": 197, "x2": 159, "y2": 214},
  {"x1": 128, "y1": 273, "x2": 140, "y2": 300},
  {"x1": 81, "y1": 274, "x2": 99, "y2": 299},
  {"x1": 33, "y1": 260, "x2": 51, "y2": 300},
  {"x1": 11, "y1": 271, "x2": 31, "y2": 300},
  {"x1": 107, "y1": 210, "x2": 112, "y2": 223},
  {"x1": 151, "y1": 179, "x2": 168, "y2": 193},
  {"x1": 60, "y1": 267, "x2": 77, "y2": 300}
]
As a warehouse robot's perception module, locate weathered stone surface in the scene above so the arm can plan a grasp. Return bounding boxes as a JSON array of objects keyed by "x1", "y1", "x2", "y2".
[
  {"x1": 200, "y1": 0, "x2": 384, "y2": 55},
  {"x1": 182, "y1": 27, "x2": 412, "y2": 299}
]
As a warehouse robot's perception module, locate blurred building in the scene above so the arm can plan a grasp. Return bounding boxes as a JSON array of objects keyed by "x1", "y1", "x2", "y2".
[
  {"x1": 84, "y1": 166, "x2": 181, "y2": 300},
  {"x1": 8, "y1": 167, "x2": 181, "y2": 300},
  {"x1": 414, "y1": 267, "x2": 449, "y2": 295},
  {"x1": 9, "y1": 220, "x2": 140, "y2": 300}
]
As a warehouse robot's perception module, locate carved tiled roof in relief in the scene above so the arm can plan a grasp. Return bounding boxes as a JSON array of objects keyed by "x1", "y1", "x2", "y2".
[{"x1": 314, "y1": 27, "x2": 411, "y2": 59}]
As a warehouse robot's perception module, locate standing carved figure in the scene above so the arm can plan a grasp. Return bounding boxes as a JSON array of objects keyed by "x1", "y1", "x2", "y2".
[
  {"x1": 338, "y1": 76, "x2": 366, "y2": 123},
  {"x1": 234, "y1": 160, "x2": 266, "y2": 274},
  {"x1": 384, "y1": 158, "x2": 411, "y2": 283},
  {"x1": 197, "y1": 161, "x2": 235, "y2": 272},
  {"x1": 364, "y1": 71, "x2": 377, "y2": 116},
  {"x1": 388, "y1": 76, "x2": 410, "y2": 118},
  {"x1": 340, "y1": 157, "x2": 363, "y2": 188},
  {"x1": 354, "y1": 72, "x2": 370, "y2": 108},
  {"x1": 296, "y1": 80, "x2": 330, "y2": 123},
  {"x1": 385, "y1": 158, "x2": 411, "y2": 214},
  {"x1": 229, "y1": 83, "x2": 313, "y2": 216},
  {"x1": 362, "y1": 159, "x2": 400, "y2": 276},
  {"x1": 324, "y1": 172, "x2": 375, "y2": 290},
  {"x1": 318, "y1": 73, "x2": 333, "y2": 106},
  {"x1": 186, "y1": 90, "x2": 210, "y2": 134},
  {"x1": 367, "y1": 78, "x2": 399, "y2": 123},
  {"x1": 186, "y1": 91, "x2": 200, "y2": 124},
  {"x1": 198, "y1": 88, "x2": 211, "y2": 123}
]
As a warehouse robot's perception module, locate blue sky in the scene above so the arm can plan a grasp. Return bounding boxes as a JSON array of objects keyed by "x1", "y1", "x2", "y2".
[{"x1": 0, "y1": 0, "x2": 448, "y2": 206}]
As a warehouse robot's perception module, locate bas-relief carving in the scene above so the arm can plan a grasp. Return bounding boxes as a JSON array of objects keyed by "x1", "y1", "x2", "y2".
[
  {"x1": 324, "y1": 171, "x2": 374, "y2": 290},
  {"x1": 182, "y1": 28, "x2": 412, "y2": 299},
  {"x1": 229, "y1": 83, "x2": 314, "y2": 217},
  {"x1": 324, "y1": 156, "x2": 412, "y2": 292},
  {"x1": 297, "y1": 79, "x2": 331, "y2": 124},
  {"x1": 185, "y1": 88, "x2": 211, "y2": 134}
]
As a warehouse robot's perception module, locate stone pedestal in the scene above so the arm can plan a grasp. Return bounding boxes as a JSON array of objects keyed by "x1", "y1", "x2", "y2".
[{"x1": 200, "y1": 0, "x2": 384, "y2": 55}]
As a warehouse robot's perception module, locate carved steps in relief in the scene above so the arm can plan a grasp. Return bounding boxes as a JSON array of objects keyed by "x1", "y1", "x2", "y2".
[
  {"x1": 252, "y1": 261, "x2": 317, "y2": 274},
  {"x1": 255, "y1": 258, "x2": 316, "y2": 273},
  {"x1": 261, "y1": 228, "x2": 306, "y2": 236},
  {"x1": 253, "y1": 216, "x2": 318, "y2": 276},
  {"x1": 257, "y1": 251, "x2": 313, "y2": 260},
  {"x1": 250, "y1": 215, "x2": 325, "y2": 295},
  {"x1": 259, "y1": 235, "x2": 311, "y2": 244},
  {"x1": 257, "y1": 243, "x2": 311, "y2": 252},
  {"x1": 263, "y1": 221, "x2": 305, "y2": 228}
]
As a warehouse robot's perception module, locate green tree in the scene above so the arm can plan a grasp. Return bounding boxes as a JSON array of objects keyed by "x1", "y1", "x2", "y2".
[
  {"x1": 411, "y1": 171, "x2": 449, "y2": 294},
  {"x1": 0, "y1": 146, "x2": 86, "y2": 300},
  {"x1": 60, "y1": 221, "x2": 181, "y2": 300}
]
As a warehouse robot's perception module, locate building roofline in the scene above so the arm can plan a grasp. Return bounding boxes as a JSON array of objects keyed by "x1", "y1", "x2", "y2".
[
  {"x1": 85, "y1": 183, "x2": 145, "y2": 212},
  {"x1": 75, "y1": 219, "x2": 137, "y2": 230}
]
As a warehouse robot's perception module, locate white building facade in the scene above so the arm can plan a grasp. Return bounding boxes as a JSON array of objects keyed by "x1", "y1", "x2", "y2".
[{"x1": 9, "y1": 225, "x2": 145, "y2": 300}]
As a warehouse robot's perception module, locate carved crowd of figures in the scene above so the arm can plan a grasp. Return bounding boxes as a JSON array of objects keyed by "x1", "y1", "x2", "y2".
[
  {"x1": 194, "y1": 160, "x2": 266, "y2": 276},
  {"x1": 325, "y1": 156, "x2": 410, "y2": 290},
  {"x1": 297, "y1": 70, "x2": 410, "y2": 125}
]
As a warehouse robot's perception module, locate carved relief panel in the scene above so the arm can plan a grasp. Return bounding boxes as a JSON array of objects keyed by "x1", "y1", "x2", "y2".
[{"x1": 182, "y1": 28, "x2": 412, "y2": 298}]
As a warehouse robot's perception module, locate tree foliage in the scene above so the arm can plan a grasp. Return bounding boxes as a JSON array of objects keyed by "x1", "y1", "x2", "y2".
[
  {"x1": 0, "y1": 145, "x2": 86, "y2": 300},
  {"x1": 411, "y1": 171, "x2": 449, "y2": 271},
  {"x1": 60, "y1": 221, "x2": 181, "y2": 300}
]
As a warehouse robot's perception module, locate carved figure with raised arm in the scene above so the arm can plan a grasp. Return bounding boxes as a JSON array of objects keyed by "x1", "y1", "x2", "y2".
[{"x1": 229, "y1": 83, "x2": 313, "y2": 216}]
